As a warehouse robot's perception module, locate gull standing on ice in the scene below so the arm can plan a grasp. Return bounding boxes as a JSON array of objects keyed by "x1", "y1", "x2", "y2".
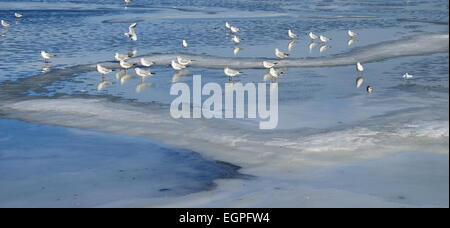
[
  {"x1": 97, "y1": 64, "x2": 113, "y2": 76},
  {"x1": 403, "y1": 73, "x2": 413, "y2": 79},
  {"x1": 288, "y1": 29, "x2": 298, "y2": 39},
  {"x1": 224, "y1": 67, "x2": 242, "y2": 81},
  {"x1": 141, "y1": 58, "x2": 155, "y2": 67},
  {"x1": 348, "y1": 30, "x2": 359, "y2": 38},
  {"x1": 1, "y1": 20, "x2": 10, "y2": 27},
  {"x1": 176, "y1": 56, "x2": 194, "y2": 66},
  {"x1": 120, "y1": 60, "x2": 134, "y2": 71},
  {"x1": 40, "y1": 51, "x2": 54, "y2": 62},
  {"x1": 182, "y1": 40, "x2": 188, "y2": 48},
  {"x1": 319, "y1": 35, "x2": 331, "y2": 42},
  {"x1": 14, "y1": 13, "x2": 23, "y2": 18},
  {"x1": 135, "y1": 68, "x2": 155, "y2": 79},
  {"x1": 275, "y1": 48, "x2": 289, "y2": 59},
  {"x1": 124, "y1": 23, "x2": 137, "y2": 41},
  {"x1": 171, "y1": 60, "x2": 187, "y2": 70},
  {"x1": 308, "y1": 32, "x2": 318, "y2": 40},
  {"x1": 263, "y1": 61, "x2": 278, "y2": 69},
  {"x1": 356, "y1": 62, "x2": 364, "y2": 72}
]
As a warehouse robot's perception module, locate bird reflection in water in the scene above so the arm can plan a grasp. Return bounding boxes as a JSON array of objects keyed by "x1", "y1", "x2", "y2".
[{"x1": 172, "y1": 69, "x2": 190, "y2": 83}]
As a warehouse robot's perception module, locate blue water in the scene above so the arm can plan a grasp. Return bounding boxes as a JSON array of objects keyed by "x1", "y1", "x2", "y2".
[
  {"x1": 0, "y1": 119, "x2": 243, "y2": 207},
  {"x1": 0, "y1": 0, "x2": 448, "y2": 207}
]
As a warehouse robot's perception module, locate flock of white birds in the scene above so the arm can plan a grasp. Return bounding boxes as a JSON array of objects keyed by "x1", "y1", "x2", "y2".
[
  {"x1": 97, "y1": 20, "x2": 375, "y2": 92},
  {"x1": 1, "y1": 0, "x2": 415, "y2": 94},
  {"x1": 1, "y1": 13, "x2": 22, "y2": 27},
  {"x1": 103, "y1": 20, "x2": 375, "y2": 91}
]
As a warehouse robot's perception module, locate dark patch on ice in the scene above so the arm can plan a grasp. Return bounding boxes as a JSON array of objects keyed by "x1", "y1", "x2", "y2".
[{"x1": 214, "y1": 161, "x2": 254, "y2": 180}]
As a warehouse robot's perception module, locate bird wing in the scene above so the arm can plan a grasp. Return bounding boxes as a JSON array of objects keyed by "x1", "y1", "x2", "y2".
[{"x1": 128, "y1": 23, "x2": 137, "y2": 33}]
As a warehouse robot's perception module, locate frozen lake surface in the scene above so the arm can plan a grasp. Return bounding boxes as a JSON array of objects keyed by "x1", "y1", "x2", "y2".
[{"x1": 0, "y1": 0, "x2": 448, "y2": 207}]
